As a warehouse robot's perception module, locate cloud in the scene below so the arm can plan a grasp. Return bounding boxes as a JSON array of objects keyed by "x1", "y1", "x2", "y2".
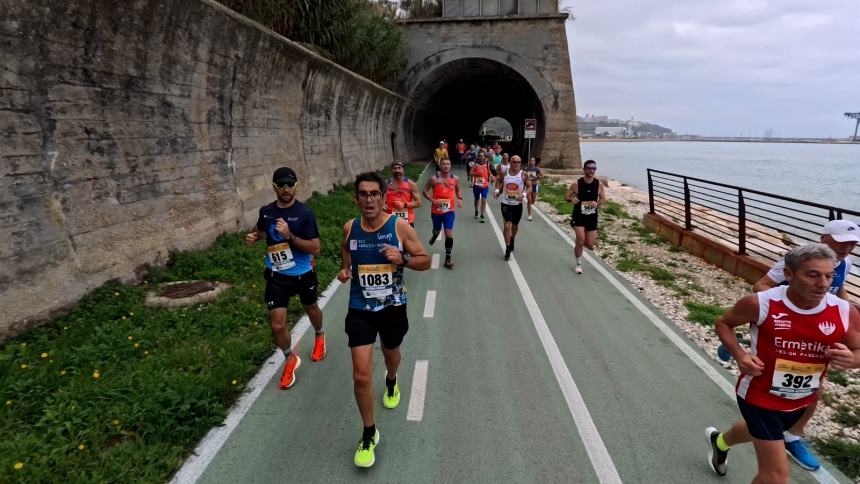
[{"x1": 563, "y1": 0, "x2": 860, "y2": 137}]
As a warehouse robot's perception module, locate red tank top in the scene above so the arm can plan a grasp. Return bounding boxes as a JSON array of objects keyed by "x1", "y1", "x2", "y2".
[
  {"x1": 471, "y1": 164, "x2": 490, "y2": 188},
  {"x1": 431, "y1": 174, "x2": 457, "y2": 215},
  {"x1": 385, "y1": 177, "x2": 414, "y2": 223},
  {"x1": 736, "y1": 286, "x2": 849, "y2": 411}
]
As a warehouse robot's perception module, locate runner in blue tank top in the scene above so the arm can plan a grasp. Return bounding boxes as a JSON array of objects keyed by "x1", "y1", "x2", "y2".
[{"x1": 337, "y1": 172, "x2": 430, "y2": 468}]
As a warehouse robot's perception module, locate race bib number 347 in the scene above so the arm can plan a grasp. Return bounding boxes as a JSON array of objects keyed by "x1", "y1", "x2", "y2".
[{"x1": 769, "y1": 358, "x2": 824, "y2": 400}]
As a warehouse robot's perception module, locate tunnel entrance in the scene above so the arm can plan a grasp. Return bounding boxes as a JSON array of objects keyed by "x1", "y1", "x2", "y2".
[
  {"x1": 479, "y1": 117, "x2": 513, "y2": 144},
  {"x1": 406, "y1": 58, "x2": 545, "y2": 162}
]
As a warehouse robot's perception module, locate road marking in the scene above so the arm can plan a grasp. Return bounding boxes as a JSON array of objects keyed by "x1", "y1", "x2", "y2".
[
  {"x1": 406, "y1": 360, "x2": 429, "y2": 421},
  {"x1": 532, "y1": 206, "x2": 839, "y2": 484},
  {"x1": 431, "y1": 253, "x2": 440, "y2": 269},
  {"x1": 423, "y1": 290, "x2": 436, "y2": 318},
  {"x1": 485, "y1": 206, "x2": 622, "y2": 484},
  {"x1": 169, "y1": 280, "x2": 343, "y2": 484}
]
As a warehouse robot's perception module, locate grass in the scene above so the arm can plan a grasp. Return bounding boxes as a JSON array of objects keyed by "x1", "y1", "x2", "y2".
[
  {"x1": 833, "y1": 404, "x2": 860, "y2": 428},
  {"x1": 0, "y1": 163, "x2": 424, "y2": 483},
  {"x1": 827, "y1": 368, "x2": 850, "y2": 387},
  {"x1": 683, "y1": 302, "x2": 726, "y2": 326},
  {"x1": 616, "y1": 255, "x2": 675, "y2": 286},
  {"x1": 814, "y1": 438, "x2": 860, "y2": 479}
]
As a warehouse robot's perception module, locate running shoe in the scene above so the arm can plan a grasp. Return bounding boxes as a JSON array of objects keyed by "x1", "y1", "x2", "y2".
[
  {"x1": 383, "y1": 381, "x2": 401, "y2": 409},
  {"x1": 785, "y1": 439, "x2": 820, "y2": 470},
  {"x1": 429, "y1": 233, "x2": 438, "y2": 246},
  {"x1": 354, "y1": 429, "x2": 380, "y2": 468},
  {"x1": 444, "y1": 257, "x2": 454, "y2": 269},
  {"x1": 705, "y1": 427, "x2": 728, "y2": 476},
  {"x1": 528, "y1": 215, "x2": 533, "y2": 221},
  {"x1": 575, "y1": 264, "x2": 583, "y2": 274},
  {"x1": 480, "y1": 215, "x2": 485, "y2": 223},
  {"x1": 504, "y1": 247, "x2": 512, "y2": 261},
  {"x1": 311, "y1": 333, "x2": 326, "y2": 361},
  {"x1": 279, "y1": 353, "x2": 301, "y2": 389}
]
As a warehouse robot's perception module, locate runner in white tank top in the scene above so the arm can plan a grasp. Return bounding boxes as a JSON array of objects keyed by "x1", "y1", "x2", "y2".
[{"x1": 493, "y1": 155, "x2": 530, "y2": 260}]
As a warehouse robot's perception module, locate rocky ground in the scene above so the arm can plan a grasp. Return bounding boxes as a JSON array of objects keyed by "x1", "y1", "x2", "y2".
[{"x1": 537, "y1": 172, "x2": 860, "y2": 445}]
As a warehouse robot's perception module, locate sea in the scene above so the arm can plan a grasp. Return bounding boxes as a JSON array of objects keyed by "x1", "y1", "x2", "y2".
[{"x1": 580, "y1": 141, "x2": 860, "y2": 216}]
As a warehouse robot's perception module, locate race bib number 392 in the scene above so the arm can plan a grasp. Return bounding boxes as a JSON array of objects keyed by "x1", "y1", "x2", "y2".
[{"x1": 769, "y1": 359, "x2": 824, "y2": 400}]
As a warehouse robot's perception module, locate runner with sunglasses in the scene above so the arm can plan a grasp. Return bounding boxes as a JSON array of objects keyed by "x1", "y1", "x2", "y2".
[
  {"x1": 244, "y1": 167, "x2": 326, "y2": 389},
  {"x1": 565, "y1": 159, "x2": 605, "y2": 274}
]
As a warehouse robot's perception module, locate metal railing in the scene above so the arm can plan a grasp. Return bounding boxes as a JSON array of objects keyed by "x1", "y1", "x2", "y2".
[{"x1": 647, "y1": 169, "x2": 860, "y2": 301}]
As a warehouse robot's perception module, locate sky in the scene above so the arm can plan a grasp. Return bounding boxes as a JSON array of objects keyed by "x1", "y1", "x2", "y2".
[{"x1": 561, "y1": 0, "x2": 860, "y2": 138}]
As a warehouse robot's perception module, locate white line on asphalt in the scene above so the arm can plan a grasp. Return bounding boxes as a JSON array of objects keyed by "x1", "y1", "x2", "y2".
[
  {"x1": 423, "y1": 290, "x2": 436, "y2": 318},
  {"x1": 431, "y1": 253, "x2": 440, "y2": 269},
  {"x1": 406, "y1": 360, "x2": 429, "y2": 421},
  {"x1": 532, "y1": 206, "x2": 839, "y2": 484},
  {"x1": 485, "y1": 207, "x2": 622, "y2": 484},
  {"x1": 169, "y1": 280, "x2": 343, "y2": 484}
]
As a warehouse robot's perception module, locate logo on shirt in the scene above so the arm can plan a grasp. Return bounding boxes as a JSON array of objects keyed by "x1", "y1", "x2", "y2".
[
  {"x1": 350, "y1": 240, "x2": 358, "y2": 250},
  {"x1": 377, "y1": 232, "x2": 393, "y2": 241},
  {"x1": 772, "y1": 312, "x2": 792, "y2": 330},
  {"x1": 818, "y1": 321, "x2": 837, "y2": 336},
  {"x1": 287, "y1": 217, "x2": 298, "y2": 222}
]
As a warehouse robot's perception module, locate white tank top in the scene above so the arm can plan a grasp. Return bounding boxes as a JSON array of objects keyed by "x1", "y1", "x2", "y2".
[{"x1": 501, "y1": 170, "x2": 525, "y2": 205}]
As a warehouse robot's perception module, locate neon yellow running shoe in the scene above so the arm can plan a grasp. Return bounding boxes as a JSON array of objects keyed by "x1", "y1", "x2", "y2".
[
  {"x1": 383, "y1": 381, "x2": 400, "y2": 409},
  {"x1": 354, "y1": 429, "x2": 380, "y2": 468}
]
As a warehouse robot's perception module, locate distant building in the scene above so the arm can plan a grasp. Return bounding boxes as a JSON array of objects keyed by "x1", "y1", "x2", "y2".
[{"x1": 595, "y1": 126, "x2": 626, "y2": 137}]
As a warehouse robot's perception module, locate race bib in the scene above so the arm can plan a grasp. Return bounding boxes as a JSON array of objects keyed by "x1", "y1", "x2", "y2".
[
  {"x1": 506, "y1": 190, "x2": 519, "y2": 201},
  {"x1": 394, "y1": 210, "x2": 409, "y2": 219},
  {"x1": 769, "y1": 359, "x2": 824, "y2": 400},
  {"x1": 528, "y1": 172, "x2": 537, "y2": 180},
  {"x1": 358, "y1": 263, "x2": 394, "y2": 299},
  {"x1": 474, "y1": 177, "x2": 485, "y2": 186},
  {"x1": 437, "y1": 199, "x2": 451, "y2": 212},
  {"x1": 581, "y1": 204, "x2": 596, "y2": 216},
  {"x1": 267, "y1": 243, "x2": 295, "y2": 271}
]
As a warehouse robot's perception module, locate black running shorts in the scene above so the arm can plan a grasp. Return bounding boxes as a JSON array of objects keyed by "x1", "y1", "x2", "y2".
[
  {"x1": 500, "y1": 203, "x2": 523, "y2": 225},
  {"x1": 345, "y1": 304, "x2": 409, "y2": 349},
  {"x1": 571, "y1": 213, "x2": 598, "y2": 232},
  {"x1": 736, "y1": 396, "x2": 807, "y2": 441},
  {"x1": 264, "y1": 269, "x2": 319, "y2": 309}
]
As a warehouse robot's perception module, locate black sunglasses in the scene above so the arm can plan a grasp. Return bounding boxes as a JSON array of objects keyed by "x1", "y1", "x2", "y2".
[{"x1": 273, "y1": 180, "x2": 297, "y2": 189}]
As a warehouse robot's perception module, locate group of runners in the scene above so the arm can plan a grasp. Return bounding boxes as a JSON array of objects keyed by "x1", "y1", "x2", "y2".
[{"x1": 243, "y1": 161, "x2": 860, "y2": 481}]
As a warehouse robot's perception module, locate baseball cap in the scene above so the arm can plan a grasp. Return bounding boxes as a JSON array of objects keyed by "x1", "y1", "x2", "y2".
[
  {"x1": 439, "y1": 141, "x2": 445, "y2": 145},
  {"x1": 823, "y1": 219, "x2": 860, "y2": 243},
  {"x1": 272, "y1": 167, "x2": 297, "y2": 184}
]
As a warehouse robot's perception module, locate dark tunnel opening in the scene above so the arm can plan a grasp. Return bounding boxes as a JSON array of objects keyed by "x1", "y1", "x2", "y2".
[{"x1": 407, "y1": 58, "x2": 545, "y2": 162}]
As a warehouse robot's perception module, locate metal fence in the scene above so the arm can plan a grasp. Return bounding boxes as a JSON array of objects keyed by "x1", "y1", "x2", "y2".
[{"x1": 646, "y1": 169, "x2": 860, "y2": 301}]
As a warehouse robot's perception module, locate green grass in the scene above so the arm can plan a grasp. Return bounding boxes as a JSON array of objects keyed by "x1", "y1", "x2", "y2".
[
  {"x1": 814, "y1": 438, "x2": 860, "y2": 479},
  {"x1": 827, "y1": 368, "x2": 850, "y2": 387},
  {"x1": 536, "y1": 179, "x2": 571, "y2": 214},
  {"x1": 616, "y1": 256, "x2": 675, "y2": 285},
  {"x1": 833, "y1": 404, "x2": 860, "y2": 427},
  {"x1": 601, "y1": 200, "x2": 631, "y2": 219},
  {"x1": 0, "y1": 163, "x2": 424, "y2": 483},
  {"x1": 684, "y1": 302, "x2": 726, "y2": 326}
]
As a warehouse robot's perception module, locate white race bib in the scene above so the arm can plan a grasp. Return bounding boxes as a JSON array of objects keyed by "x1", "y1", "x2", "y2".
[
  {"x1": 474, "y1": 177, "x2": 485, "y2": 186},
  {"x1": 358, "y1": 263, "x2": 394, "y2": 299},
  {"x1": 506, "y1": 190, "x2": 519, "y2": 201},
  {"x1": 581, "y1": 205, "x2": 596, "y2": 216},
  {"x1": 437, "y1": 199, "x2": 451, "y2": 212},
  {"x1": 769, "y1": 359, "x2": 824, "y2": 400},
  {"x1": 267, "y1": 243, "x2": 295, "y2": 271},
  {"x1": 394, "y1": 210, "x2": 408, "y2": 219}
]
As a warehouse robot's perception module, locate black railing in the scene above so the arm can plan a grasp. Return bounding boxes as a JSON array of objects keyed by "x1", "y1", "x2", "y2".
[{"x1": 647, "y1": 169, "x2": 860, "y2": 301}]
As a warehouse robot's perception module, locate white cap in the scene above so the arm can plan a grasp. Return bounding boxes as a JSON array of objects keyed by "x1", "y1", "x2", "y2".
[{"x1": 822, "y1": 219, "x2": 860, "y2": 243}]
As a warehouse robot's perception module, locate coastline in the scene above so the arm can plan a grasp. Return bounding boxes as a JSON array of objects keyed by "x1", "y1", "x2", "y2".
[
  {"x1": 537, "y1": 173, "x2": 860, "y2": 448},
  {"x1": 581, "y1": 138, "x2": 860, "y2": 145}
]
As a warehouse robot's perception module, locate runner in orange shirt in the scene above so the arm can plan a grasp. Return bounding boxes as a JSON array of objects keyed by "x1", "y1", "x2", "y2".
[
  {"x1": 423, "y1": 158, "x2": 462, "y2": 268},
  {"x1": 470, "y1": 153, "x2": 491, "y2": 223},
  {"x1": 384, "y1": 160, "x2": 421, "y2": 227}
]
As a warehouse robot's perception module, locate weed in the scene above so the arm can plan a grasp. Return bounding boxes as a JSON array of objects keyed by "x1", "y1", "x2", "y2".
[
  {"x1": 813, "y1": 438, "x2": 860, "y2": 479},
  {"x1": 684, "y1": 302, "x2": 726, "y2": 326},
  {"x1": 834, "y1": 405, "x2": 860, "y2": 428},
  {"x1": 827, "y1": 368, "x2": 850, "y2": 387}
]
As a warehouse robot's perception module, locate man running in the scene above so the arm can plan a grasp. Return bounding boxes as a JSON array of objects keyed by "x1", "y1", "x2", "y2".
[
  {"x1": 499, "y1": 153, "x2": 510, "y2": 177},
  {"x1": 455, "y1": 138, "x2": 466, "y2": 167},
  {"x1": 244, "y1": 167, "x2": 325, "y2": 389},
  {"x1": 433, "y1": 141, "x2": 448, "y2": 170},
  {"x1": 490, "y1": 150, "x2": 503, "y2": 177},
  {"x1": 525, "y1": 157, "x2": 542, "y2": 221},
  {"x1": 384, "y1": 160, "x2": 422, "y2": 227},
  {"x1": 705, "y1": 243, "x2": 860, "y2": 482},
  {"x1": 565, "y1": 159, "x2": 605, "y2": 274},
  {"x1": 494, "y1": 155, "x2": 531, "y2": 261},
  {"x1": 423, "y1": 158, "x2": 463, "y2": 268},
  {"x1": 338, "y1": 172, "x2": 430, "y2": 468},
  {"x1": 470, "y1": 152, "x2": 491, "y2": 223}
]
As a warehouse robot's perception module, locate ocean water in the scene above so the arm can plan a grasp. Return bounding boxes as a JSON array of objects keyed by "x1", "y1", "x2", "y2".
[{"x1": 581, "y1": 141, "x2": 860, "y2": 215}]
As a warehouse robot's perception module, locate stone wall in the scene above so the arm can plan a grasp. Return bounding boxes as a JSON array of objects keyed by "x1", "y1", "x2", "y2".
[{"x1": 0, "y1": 0, "x2": 408, "y2": 340}]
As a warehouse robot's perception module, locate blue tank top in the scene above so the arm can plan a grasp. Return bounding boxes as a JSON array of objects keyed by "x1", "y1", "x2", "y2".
[
  {"x1": 348, "y1": 215, "x2": 406, "y2": 311},
  {"x1": 831, "y1": 259, "x2": 848, "y2": 294}
]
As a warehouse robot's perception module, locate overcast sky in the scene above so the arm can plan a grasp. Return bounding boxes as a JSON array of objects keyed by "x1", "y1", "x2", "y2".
[{"x1": 561, "y1": 0, "x2": 860, "y2": 138}]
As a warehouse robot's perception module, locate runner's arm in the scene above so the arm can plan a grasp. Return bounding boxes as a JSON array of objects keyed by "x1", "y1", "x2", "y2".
[
  {"x1": 596, "y1": 183, "x2": 606, "y2": 207},
  {"x1": 408, "y1": 181, "x2": 423, "y2": 208},
  {"x1": 564, "y1": 181, "x2": 578, "y2": 203},
  {"x1": 397, "y1": 218, "x2": 431, "y2": 271},
  {"x1": 523, "y1": 172, "x2": 532, "y2": 194},
  {"x1": 337, "y1": 221, "x2": 352, "y2": 282},
  {"x1": 455, "y1": 177, "x2": 463, "y2": 206},
  {"x1": 422, "y1": 179, "x2": 435, "y2": 203}
]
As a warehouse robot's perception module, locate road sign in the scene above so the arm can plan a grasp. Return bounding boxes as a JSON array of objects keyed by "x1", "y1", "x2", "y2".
[{"x1": 524, "y1": 119, "x2": 537, "y2": 139}]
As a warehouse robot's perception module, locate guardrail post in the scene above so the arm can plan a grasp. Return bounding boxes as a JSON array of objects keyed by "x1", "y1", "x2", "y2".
[
  {"x1": 647, "y1": 169, "x2": 655, "y2": 214},
  {"x1": 683, "y1": 177, "x2": 692, "y2": 230},
  {"x1": 738, "y1": 189, "x2": 746, "y2": 255}
]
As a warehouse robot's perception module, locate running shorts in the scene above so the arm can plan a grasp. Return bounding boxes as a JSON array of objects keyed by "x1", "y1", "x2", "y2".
[
  {"x1": 431, "y1": 211, "x2": 456, "y2": 231},
  {"x1": 571, "y1": 213, "x2": 598, "y2": 231},
  {"x1": 473, "y1": 185, "x2": 489, "y2": 200},
  {"x1": 501, "y1": 203, "x2": 523, "y2": 225},
  {"x1": 264, "y1": 269, "x2": 319, "y2": 308},
  {"x1": 345, "y1": 304, "x2": 409, "y2": 349},
  {"x1": 736, "y1": 396, "x2": 807, "y2": 441}
]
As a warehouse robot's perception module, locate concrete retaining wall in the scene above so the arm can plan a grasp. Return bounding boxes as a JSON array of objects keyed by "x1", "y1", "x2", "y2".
[{"x1": 0, "y1": 0, "x2": 408, "y2": 340}]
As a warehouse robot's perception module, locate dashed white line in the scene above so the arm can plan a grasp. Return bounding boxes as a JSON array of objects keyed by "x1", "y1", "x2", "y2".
[
  {"x1": 423, "y1": 290, "x2": 436, "y2": 318},
  {"x1": 406, "y1": 360, "x2": 429, "y2": 421},
  {"x1": 431, "y1": 253, "x2": 440, "y2": 269}
]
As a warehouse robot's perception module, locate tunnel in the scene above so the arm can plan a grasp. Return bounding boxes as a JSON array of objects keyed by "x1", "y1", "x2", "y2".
[{"x1": 404, "y1": 58, "x2": 546, "y2": 162}]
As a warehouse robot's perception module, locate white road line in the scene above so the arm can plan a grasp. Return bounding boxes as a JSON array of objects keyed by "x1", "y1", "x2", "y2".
[
  {"x1": 169, "y1": 280, "x2": 343, "y2": 484},
  {"x1": 423, "y1": 290, "x2": 436, "y2": 318},
  {"x1": 485, "y1": 206, "x2": 622, "y2": 484},
  {"x1": 406, "y1": 360, "x2": 429, "y2": 421},
  {"x1": 532, "y1": 206, "x2": 840, "y2": 484},
  {"x1": 431, "y1": 253, "x2": 440, "y2": 269}
]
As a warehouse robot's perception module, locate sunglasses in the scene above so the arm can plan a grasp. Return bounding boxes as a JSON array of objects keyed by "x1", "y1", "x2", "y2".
[
  {"x1": 584, "y1": 167, "x2": 597, "y2": 171},
  {"x1": 273, "y1": 180, "x2": 297, "y2": 189}
]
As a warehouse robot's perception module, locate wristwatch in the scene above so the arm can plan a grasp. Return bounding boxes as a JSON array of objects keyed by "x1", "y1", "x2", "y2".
[
  {"x1": 287, "y1": 234, "x2": 296, "y2": 243},
  {"x1": 400, "y1": 252, "x2": 410, "y2": 269}
]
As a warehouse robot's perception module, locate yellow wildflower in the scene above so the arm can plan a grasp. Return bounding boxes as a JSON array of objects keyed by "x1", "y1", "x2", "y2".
[
  {"x1": 60, "y1": 370, "x2": 67, "y2": 376},
  {"x1": 78, "y1": 444, "x2": 85, "y2": 450},
  {"x1": 41, "y1": 352, "x2": 48, "y2": 358},
  {"x1": 133, "y1": 343, "x2": 140, "y2": 349},
  {"x1": 232, "y1": 380, "x2": 237, "y2": 385},
  {"x1": 20, "y1": 364, "x2": 28, "y2": 369},
  {"x1": 92, "y1": 371, "x2": 100, "y2": 379},
  {"x1": 5, "y1": 400, "x2": 12, "y2": 406},
  {"x1": 112, "y1": 419, "x2": 120, "y2": 425},
  {"x1": 127, "y1": 336, "x2": 133, "y2": 340},
  {"x1": 14, "y1": 462, "x2": 24, "y2": 470}
]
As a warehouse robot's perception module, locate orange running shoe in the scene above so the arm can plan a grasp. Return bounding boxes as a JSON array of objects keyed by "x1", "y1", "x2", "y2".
[
  {"x1": 311, "y1": 333, "x2": 326, "y2": 362},
  {"x1": 279, "y1": 353, "x2": 301, "y2": 389}
]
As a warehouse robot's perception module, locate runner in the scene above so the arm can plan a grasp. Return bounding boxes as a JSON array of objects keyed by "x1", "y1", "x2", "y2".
[
  {"x1": 423, "y1": 158, "x2": 463, "y2": 268},
  {"x1": 470, "y1": 153, "x2": 491, "y2": 223},
  {"x1": 338, "y1": 171, "x2": 430, "y2": 468},
  {"x1": 455, "y1": 138, "x2": 466, "y2": 168},
  {"x1": 704, "y1": 243, "x2": 860, "y2": 482},
  {"x1": 244, "y1": 167, "x2": 325, "y2": 389},
  {"x1": 494, "y1": 155, "x2": 531, "y2": 261},
  {"x1": 499, "y1": 153, "x2": 510, "y2": 177},
  {"x1": 525, "y1": 157, "x2": 542, "y2": 221},
  {"x1": 384, "y1": 160, "x2": 422, "y2": 227},
  {"x1": 564, "y1": 159, "x2": 606, "y2": 274},
  {"x1": 433, "y1": 141, "x2": 448, "y2": 171}
]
